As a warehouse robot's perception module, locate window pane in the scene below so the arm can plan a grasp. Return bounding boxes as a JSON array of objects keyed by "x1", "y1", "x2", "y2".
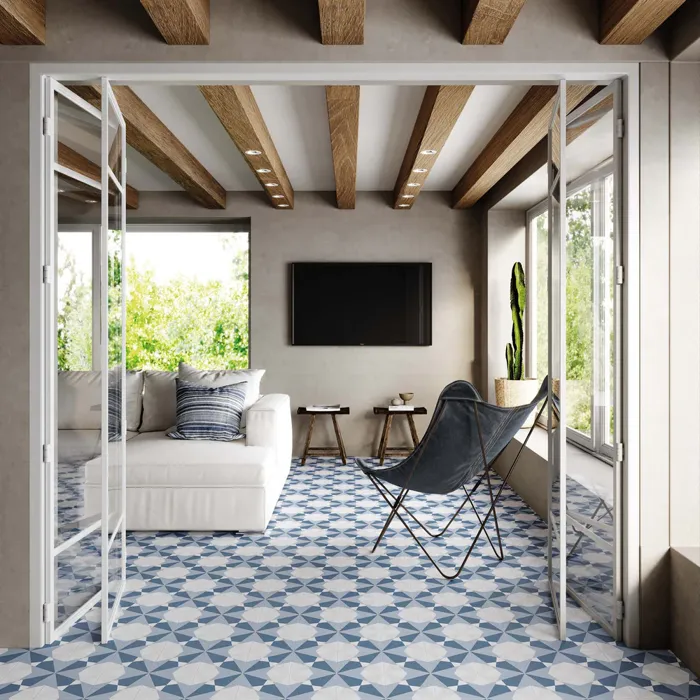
[
  {"x1": 566, "y1": 185, "x2": 594, "y2": 437},
  {"x1": 604, "y1": 174, "x2": 615, "y2": 446},
  {"x1": 126, "y1": 231, "x2": 250, "y2": 370}
]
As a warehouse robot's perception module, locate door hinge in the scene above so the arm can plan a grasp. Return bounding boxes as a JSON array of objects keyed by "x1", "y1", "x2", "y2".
[
  {"x1": 42, "y1": 602, "x2": 53, "y2": 623},
  {"x1": 42, "y1": 444, "x2": 50, "y2": 463},
  {"x1": 615, "y1": 600, "x2": 625, "y2": 620},
  {"x1": 42, "y1": 117, "x2": 53, "y2": 137},
  {"x1": 42, "y1": 265, "x2": 52, "y2": 284},
  {"x1": 615, "y1": 442, "x2": 624, "y2": 463},
  {"x1": 616, "y1": 118, "x2": 625, "y2": 139},
  {"x1": 615, "y1": 265, "x2": 624, "y2": 285}
]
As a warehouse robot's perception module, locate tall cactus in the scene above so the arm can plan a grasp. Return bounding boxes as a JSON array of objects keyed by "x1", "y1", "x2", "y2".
[{"x1": 506, "y1": 262, "x2": 526, "y2": 380}]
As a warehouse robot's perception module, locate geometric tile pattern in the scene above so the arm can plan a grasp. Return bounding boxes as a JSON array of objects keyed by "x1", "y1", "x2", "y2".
[{"x1": 1, "y1": 457, "x2": 698, "y2": 699}]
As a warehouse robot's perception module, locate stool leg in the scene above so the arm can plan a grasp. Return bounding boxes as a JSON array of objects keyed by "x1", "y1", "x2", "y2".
[
  {"x1": 301, "y1": 414, "x2": 315, "y2": 466},
  {"x1": 407, "y1": 414, "x2": 420, "y2": 448},
  {"x1": 332, "y1": 414, "x2": 347, "y2": 465},
  {"x1": 378, "y1": 415, "x2": 393, "y2": 466}
]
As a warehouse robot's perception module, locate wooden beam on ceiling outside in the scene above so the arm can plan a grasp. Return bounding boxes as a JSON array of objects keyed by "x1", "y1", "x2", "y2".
[
  {"x1": 58, "y1": 142, "x2": 140, "y2": 210},
  {"x1": 71, "y1": 85, "x2": 226, "y2": 209},
  {"x1": 451, "y1": 84, "x2": 595, "y2": 209},
  {"x1": 481, "y1": 90, "x2": 611, "y2": 210},
  {"x1": 462, "y1": 0, "x2": 526, "y2": 44},
  {"x1": 325, "y1": 86, "x2": 360, "y2": 210},
  {"x1": 0, "y1": 0, "x2": 44, "y2": 44},
  {"x1": 139, "y1": 0, "x2": 209, "y2": 44},
  {"x1": 199, "y1": 85, "x2": 294, "y2": 209},
  {"x1": 393, "y1": 85, "x2": 474, "y2": 210},
  {"x1": 318, "y1": 0, "x2": 365, "y2": 45},
  {"x1": 600, "y1": 0, "x2": 687, "y2": 44}
]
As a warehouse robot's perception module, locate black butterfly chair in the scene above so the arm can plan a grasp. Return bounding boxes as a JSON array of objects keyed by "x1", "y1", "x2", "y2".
[{"x1": 357, "y1": 377, "x2": 552, "y2": 579}]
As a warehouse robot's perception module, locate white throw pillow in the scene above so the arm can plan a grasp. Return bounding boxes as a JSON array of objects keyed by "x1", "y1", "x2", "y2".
[
  {"x1": 58, "y1": 371, "x2": 101, "y2": 430},
  {"x1": 140, "y1": 370, "x2": 177, "y2": 432},
  {"x1": 178, "y1": 363, "x2": 265, "y2": 427}
]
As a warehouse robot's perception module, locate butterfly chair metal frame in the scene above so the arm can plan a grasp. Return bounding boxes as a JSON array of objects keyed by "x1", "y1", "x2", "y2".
[{"x1": 359, "y1": 379, "x2": 551, "y2": 580}]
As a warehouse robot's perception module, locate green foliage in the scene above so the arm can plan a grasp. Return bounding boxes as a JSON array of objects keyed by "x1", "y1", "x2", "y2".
[
  {"x1": 57, "y1": 235, "x2": 250, "y2": 374},
  {"x1": 506, "y1": 261, "x2": 526, "y2": 380}
]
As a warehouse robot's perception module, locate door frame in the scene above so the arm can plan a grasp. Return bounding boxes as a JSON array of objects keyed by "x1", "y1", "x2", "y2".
[{"x1": 28, "y1": 61, "x2": 641, "y2": 647}]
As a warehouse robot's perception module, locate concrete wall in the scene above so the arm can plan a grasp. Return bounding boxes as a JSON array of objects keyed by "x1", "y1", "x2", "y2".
[
  {"x1": 0, "y1": 0, "x2": 665, "y2": 64},
  {"x1": 62, "y1": 190, "x2": 482, "y2": 457},
  {"x1": 0, "y1": 63, "x2": 32, "y2": 647}
]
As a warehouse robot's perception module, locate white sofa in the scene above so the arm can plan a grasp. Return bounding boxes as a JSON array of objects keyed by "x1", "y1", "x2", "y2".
[{"x1": 58, "y1": 369, "x2": 292, "y2": 532}]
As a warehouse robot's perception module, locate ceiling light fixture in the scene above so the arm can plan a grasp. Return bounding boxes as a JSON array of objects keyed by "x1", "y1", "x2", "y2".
[
  {"x1": 265, "y1": 183, "x2": 278, "y2": 187},
  {"x1": 245, "y1": 149, "x2": 262, "y2": 156},
  {"x1": 256, "y1": 168, "x2": 272, "y2": 174},
  {"x1": 412, "y1": 168, "x2": 428, "y2": 173},
  {"x1": 85, "y1": 198, "x2": 98, "y2": 203},
  {"x1": 278, "y1": 204, "x2": 290, "y2": 208},
  {"x1": 58, "y1": 188, "x2": 66, "y2": 193},
  {"x1": 402, "y1": 194, "x2": 415, "y2": 198},
  {"x1": 407, "y1": 182, "x2": 421, "y2": 187},
  {"x1": 398, "y1": 204, "x2": 410, "y2": 208},
  {"x1": 420, "y1": 149, "x2": 438, "y2": 155},
  {"x1": 272, "y1": 194, "x2": 284, "y2": 199}
]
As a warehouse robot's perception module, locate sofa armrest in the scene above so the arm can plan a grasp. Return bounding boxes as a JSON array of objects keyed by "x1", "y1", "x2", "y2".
[{"x1": 246, "y1": 395, "x2": 293, "y2": 468}]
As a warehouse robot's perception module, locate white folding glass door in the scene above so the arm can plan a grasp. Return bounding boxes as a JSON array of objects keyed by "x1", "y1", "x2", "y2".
[
  {"x1": 547, "y1": 80, "x2": 568, "y2": 639},
  {"x1": 547, "y1": 80, "x2": 624, "y2": 640},
  {"x1": 44, "y1": 78, "x2": 127, "y2": 643}
]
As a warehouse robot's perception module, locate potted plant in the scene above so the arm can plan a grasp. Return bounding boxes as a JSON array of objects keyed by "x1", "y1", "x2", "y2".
[{"x1": 494, "y1": 262, "x2": 539, "y2": 427}]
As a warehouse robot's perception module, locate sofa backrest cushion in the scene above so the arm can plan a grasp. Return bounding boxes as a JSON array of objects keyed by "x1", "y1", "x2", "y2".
[
  {"x1": 178, "y1": 363, "x2": 265, "y2": 428},
  {"x1": 57, "y1": 370, "x2": 144, "y2": 431},
  {"x1": 140, "y1": 370, "x2": 177, "y2": 432}
]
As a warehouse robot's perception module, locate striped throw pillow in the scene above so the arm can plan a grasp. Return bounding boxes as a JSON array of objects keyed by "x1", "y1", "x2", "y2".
[{"x1": 167, "y1": 379, "x2": 247, "y2": 442}]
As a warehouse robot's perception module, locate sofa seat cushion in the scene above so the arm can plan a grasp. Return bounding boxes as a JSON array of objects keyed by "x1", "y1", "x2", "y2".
[
  {"x1": 85, "y1": 431, "x2": 275, "y2": 488},
  {"x1": 58, "y1": 430, "x2": 138, "y2": 464}
]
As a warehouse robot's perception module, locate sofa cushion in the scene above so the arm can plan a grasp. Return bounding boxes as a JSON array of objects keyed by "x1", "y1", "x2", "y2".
[
  {"x1": 57, "y1": 429, "x2": 138, "y2": 464},
  {"x1": 85, "y1": 431, "x2": 275, "y2": 488},
  {"x1": 58, "y1": 370, "x2": 144, "y2": 432},
  {"x1": 140, "y1": 370, "x2": 177, "y2": 432},
  {"x1": 168, "y1": 379, "x2": 246, "y2": 442},
  {"x1": 58, "y1": 371, "x2": 101, "y2": 430},
  {"x1": 178, "y1": 363, "x2": 265, "y2": 427}
]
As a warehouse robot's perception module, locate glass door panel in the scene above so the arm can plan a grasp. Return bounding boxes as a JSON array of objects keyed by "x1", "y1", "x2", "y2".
[
  {"x1": 101, "y1": 79, "x2": 127, "y2": 642},
  {"x1": 547, "y1": 80, "x2": 567, "y2": 639},
  {"x1": 563, "y1": 82, "x2": 622, "y2": 639},
  {"x1": 46, "y1": 79, "x2": 106, "y2": 641}
]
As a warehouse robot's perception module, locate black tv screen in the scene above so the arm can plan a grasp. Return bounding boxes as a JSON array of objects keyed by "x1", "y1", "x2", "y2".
[{"x1": 291, "y1": 262, "x2": 432, "y2": 346}]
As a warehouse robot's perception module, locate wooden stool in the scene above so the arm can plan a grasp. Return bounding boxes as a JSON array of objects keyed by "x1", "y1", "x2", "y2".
[
  {"x1": 373, "y1": 406, "x2": 427, "y2": 465},
  {"x1": 297, "y1": 407, "x2": 350, "y2": 465}
]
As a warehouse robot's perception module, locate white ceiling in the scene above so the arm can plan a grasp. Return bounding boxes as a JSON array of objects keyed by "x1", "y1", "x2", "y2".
[{"x1": 58, "y1": 83, "x2": 613, "y2": 210}]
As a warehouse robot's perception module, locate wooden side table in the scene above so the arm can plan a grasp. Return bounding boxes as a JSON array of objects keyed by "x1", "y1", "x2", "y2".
[
  {"x1": 374, "y1": 406, "x2": 428, "y2": 465},
  {"x1": 297, "y1": 407, "x2": 350, "y2": 465}
]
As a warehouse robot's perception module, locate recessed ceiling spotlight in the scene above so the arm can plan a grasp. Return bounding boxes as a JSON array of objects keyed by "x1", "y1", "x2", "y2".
[
  {"x1": 398, "y1": 204, "x2": 410, "y2": 208},
  {"x1": 58, "y1": 188, "x2": 66, "y2": 193},
  {"x1": 85, "y1": 198, "x2": 98, "y2": 203},
  {"x1": 256, "y1": 168, "x2": 272, "y2": 173},
  {"x1": 278, "y1": 204, "x2": 290, "y2": 208},
  {"x1": 412, "y1": 168, "x2": 428, "y2": 173},
  {"x1": 402, "y1": 194, "x2": 415, "y2": 198},
  {"x1": 245, "y1": 149, "x2": 262, "y2": 156},
  {"x1": 420, "y1": 149, "x2": 438, "y2": 155},
  {"x1": 272, "y1": 194, "x2": 284, "y2": 199},
  {"x1": 407, "y1": 182, "x2": 421, "y2": 187},
  {"x1": 265, "y1": 183, "x2": 279, "y2": 187}
]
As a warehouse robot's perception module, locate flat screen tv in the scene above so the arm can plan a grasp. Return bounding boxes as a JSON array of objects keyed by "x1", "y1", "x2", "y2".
[{"x1": 291, "y1": 262, "x2": 432, "y2": 346}]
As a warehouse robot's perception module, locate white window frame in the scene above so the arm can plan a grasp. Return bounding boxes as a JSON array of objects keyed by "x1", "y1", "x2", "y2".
[{"x1": 527, "y1": 158, "x2": 615, "y2": 462}]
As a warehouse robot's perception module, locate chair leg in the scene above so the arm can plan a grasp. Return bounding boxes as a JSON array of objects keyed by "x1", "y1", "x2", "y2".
[{"x1": 371, "y1": 480, "x2": 408, "y2": 553}]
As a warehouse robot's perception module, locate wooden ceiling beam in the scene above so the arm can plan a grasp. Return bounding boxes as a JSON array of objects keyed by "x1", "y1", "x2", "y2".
[
  {"x1": 481, "y1": 90, "x2": 611, "y2": 210},
  {"x1": 600, "y1": 0, "x2": 687, "y2": 44},
  {"x1": 452, "y1": 84, "x2": 595, "y2": 209},
  {"x1": 71, "y1": 85, "x2": 226, "y2": 209},
  {"x1": 199, "y1": 85, "x2": 294, "y2": 209},
  {"x1": 0, "y1": 0, "x2": 44, "y2": 44},
  {"x1": 139, "y1": 0, "x2": 209, "y2": 44},
  {"x1": 318, "y1": 0, "x2": 365, "y2": 45},
  {"x1": 393, "y1": 85, "x2": 474, "y2": 210},
  {"x1": 325, "y1": 86, "x2": 360, "y2": 210},
  {"x1": 462, "y1": 0, "x2": 526, "y2": 44},
  {"x1": 58, "y1": 142, "x2": 140, "y2": 210}
]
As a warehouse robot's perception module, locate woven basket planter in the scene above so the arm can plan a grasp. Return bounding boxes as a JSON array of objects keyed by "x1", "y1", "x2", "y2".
[{"x1": 494, "y1": 378, "x2": 540, "y2": 428}]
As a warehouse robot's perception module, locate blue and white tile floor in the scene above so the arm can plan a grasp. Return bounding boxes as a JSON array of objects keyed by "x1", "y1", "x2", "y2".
[{"x1": 1, "y1": 457, "x2": 698, "y2": 699}]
